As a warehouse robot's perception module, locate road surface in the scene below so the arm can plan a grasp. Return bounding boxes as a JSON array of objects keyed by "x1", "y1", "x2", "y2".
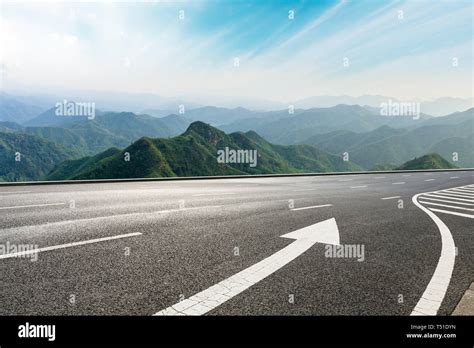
[{"x1": 0, "y1": 171, "x2": 473, "y2": 315}]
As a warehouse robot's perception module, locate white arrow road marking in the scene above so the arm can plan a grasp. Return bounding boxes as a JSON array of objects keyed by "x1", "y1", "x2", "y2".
[
  {"x1": 154, "y1": 218, "x2": 340, "y2": 316},
  {"x1": 0, "y1": 232, "x2": 142, "y2": 260}
]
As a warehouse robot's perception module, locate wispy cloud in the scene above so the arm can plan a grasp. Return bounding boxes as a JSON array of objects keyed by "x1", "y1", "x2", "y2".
[{"x1": 0, "y1": 0, "x2": 472, "y2": 101}]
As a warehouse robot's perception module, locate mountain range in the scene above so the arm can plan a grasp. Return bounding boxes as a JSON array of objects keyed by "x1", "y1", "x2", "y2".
[
  {"x1": 46, "y1": 122, "x2": 361, "y2": 180},
  {"x1": 0, "y1": 91, "x2": 472, "y2": 181}
]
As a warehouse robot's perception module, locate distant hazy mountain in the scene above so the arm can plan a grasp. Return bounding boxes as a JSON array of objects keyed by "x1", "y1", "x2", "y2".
[
  {"x1": 293, "y1": 95, "x2": 473, "y2": 116},
  {"x1": 183, "y1": 106, "x2": 259, "y2": 126},
  {"x1": 0, "y1": 93, "x2": 46, "y2": 124},
  {"x1": 0, "y1": 121, "x2": 23, "y2": 133},
  {"x1": 18, "y1": 110, "x2": 188, "y2": 157},
  {"x1": 302, "y1": 109, "x2": 473, "y2": 169},
  {"x1": 420, "y1": 98, "x2": 474, "y2": 117},
  {"x1": 140, "y1": 109, "x2": 176, "y2": 118},
  {"x1": 47, "y1": 122, "x2": 361, "y2": 180},
  {"x1": 294, "y1": 95, "x2": 395, "y2": 109},
  {"x1": 397, "y1": 153, "x2": 458, "y2": 170},
  {"x1": 221, "y1": 104, "x2": 432, "y2": 145},
  {"x1": 0, "y1": 132, "x2": 71, "y2": 181}
]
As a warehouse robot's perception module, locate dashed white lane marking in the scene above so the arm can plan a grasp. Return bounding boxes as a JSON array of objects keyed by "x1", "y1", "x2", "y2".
[
  {"x1": 411, "y1": 193, "x2": 456, "y2": 316},
  {"x1": 428, "y1": 208, "x2": 474, "y2": 219},
  {"x1": 449, "y1": 176, "x2": 459, "y2": 179},
  {"x1": 402, "y1": 174, "x2": 411, "y2": 177},
  {"x1": 392, "y1": 182, "x2": 405, "y2": 185},
  {"x1": 193, "y1": 193, "x2": 235, "y2": 197},
  {"x1": 381, "y1": 196, "x2": 401, "y2": 200},
  {"x1": 291, "y1": 189, "x2": 316, "y2": 192},
  {"x1": 374, "y1": 176, "x2": 385, "y2": 179},
  {"x1": 154, "y1": 218, "x2": 340, "y2": 316},
  {"x1": 0, "y1": 232, "x2": 142, "y2": 260},
  {"x1": 0, "y1": 203, "x2": 65, "y2": 210},
  {"x1": 350, "y1": 185, "x2": 367, "y2": 189},
  {"x1": 419, "y1": 201, "x2": 474, "y2": 211},
  {"x1": 424, "y1": 179, "x2": 435, "y2": 182},
  {"x1": 0, "y1": 191, "x2": 33, "y2": 194},
  {"x1": 338, "y1": 179, "x2": 353, "y2": 182},
  {"x1": 291, "y1": 204, "x2": 333, "y2": 211}
]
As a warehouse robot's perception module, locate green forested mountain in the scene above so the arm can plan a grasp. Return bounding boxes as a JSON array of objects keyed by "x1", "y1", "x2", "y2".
[
  {"x1": 46, "y1": 122, "x2": 361, "y2": 180},
  {"x1": 12, "y1": 112, "x2": 189, "y2": 157},
  {"x1": 302, "y1": 109, "x2": 473, "y2": 169},
  {"x1": 396, "y1": 154, "x2": 458, "y2": 170},
  {"x1": 220, "y1": 104, "x2": 432, "y2": 144},
  {"x1": 0, "y1": 132, "x2": 72, "y2": 181},
  {"x1": 0, "y1": 93, "x2": 46, "y2": 124}
]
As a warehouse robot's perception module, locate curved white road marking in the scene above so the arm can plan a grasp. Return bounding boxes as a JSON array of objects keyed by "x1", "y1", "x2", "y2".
[{"x1": 411, "y1": 193, "x2": 456, "y2": 316}]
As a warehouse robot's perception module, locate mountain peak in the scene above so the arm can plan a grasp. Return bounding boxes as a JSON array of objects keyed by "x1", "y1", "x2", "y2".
[
  {"x1": 184, "y1": 121, "x2": 226, "y2": 142},
  {"x1": 397, "y1": 153, "x2": 457, "y2": 170}
]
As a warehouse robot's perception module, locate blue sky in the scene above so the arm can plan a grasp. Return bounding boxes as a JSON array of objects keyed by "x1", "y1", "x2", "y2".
[{"x1": 0, "y1": 0, "x2": 472, "y2": 101}]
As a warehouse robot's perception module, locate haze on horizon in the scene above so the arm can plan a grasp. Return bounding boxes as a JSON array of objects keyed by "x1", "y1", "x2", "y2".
[{"x1": 0, "y1": 0, "x2": 473, "y2": 103}]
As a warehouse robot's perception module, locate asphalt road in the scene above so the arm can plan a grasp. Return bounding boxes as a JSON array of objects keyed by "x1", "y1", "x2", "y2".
[{"x1": 0, "y1": 171, "x2": 473, "y2": 316}]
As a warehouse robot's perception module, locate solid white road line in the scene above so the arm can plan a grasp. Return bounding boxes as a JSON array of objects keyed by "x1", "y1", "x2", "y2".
[
  {"x1": 154, "y1": 218, "x2": 340, "y2": 316},
  {"x1": 0, "y1": 203, "x2": 65, "y2": 210},
  {"x1": 374, "y1": 176, "x2": 385, "y2": 179},
  {"x1": 350, "y1": 185, "x2": 367, "y2": 189},
  {"x1": 430, "y1": 192, "x2": 474, "y2": 201},
  {"x1": 0, "y1": 232, "x2": 142, "y2": 260},
  {"x1": 425, "y1": 179, "x2": 435, "y2": 182},
  {"x1": 402, "y1": 174, "x2": 411, "y2": 177},
  {"x1": 418, "y1": 196, "x2": 474, "y2": 206},
  {"x1": 0, "y1": 191, "x2": 33, "y2": 194},
  {"x1": 381, "y1": 196, "x2": 401, "y2": 200},
  {"x1": 428, "y1": 208, "x2": 474, "y2": 219},
  {"x1": 338, "y1": 179, "x2": 353, "y2": 182},
  {"x1": 419, "y1": 201, "x2": 474, "y2": 211},
  {"x1": 392, "y1": 182, "x2": 405, "y2": 185},
  {"x1": 291, "y1": 204, "x2": 333, "y2": 211},
  {"x1": 411, "y1": 193, "x2": 456, "y2": 316},
  {"x1": 449, "y1": 188, "x2": 474, "y2": 194},
  {"x1": 442, "y1": 191, "x2": 474, "y2": 198},
  {"x1": 423, "y1": 193, "x2": 473, "y2": 203}
]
